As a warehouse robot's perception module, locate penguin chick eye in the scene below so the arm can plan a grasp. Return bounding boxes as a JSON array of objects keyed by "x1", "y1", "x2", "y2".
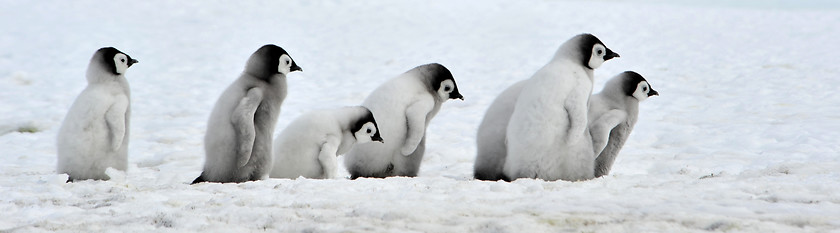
[
  {"x1": 360, "y1": 123, "x2": 377, "y2": 135},
  {"x1": 591, "y1": 44, "x2": 607, "y2": 60},
  {"x1": 112, "y1": 54, "x2": 130, "y2": 74},
  {"x1": 440, "y1": 80, "x2": 455, "y2": 93},
  {"x1": 278, "y1": 54, "x2": 294, "y2": 74},
  {"x1": 642, "y1": 86, "x2": 648, "y2": 92},
  {"x1": 279, "y1": 54, "x2": 292, "y2": 67},
  {"x1": 438, "y1": 79, "x2": 456, "y2": 98}
]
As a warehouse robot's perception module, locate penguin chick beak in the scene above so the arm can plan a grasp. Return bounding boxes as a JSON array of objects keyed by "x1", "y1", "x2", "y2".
[
  {"x1": 451, "y1": 93, "x2": 464, "y2": 100},
  {"x1": 128, "y1": 59, "x2": 139, "y2": 67},
  {"x1": 372, "y1": 135, "x2": 384, "y2": 143},
  {"x1": 648, "y1": 89, "x2": 659, "y2": 97},
  {"x1": 604, "y1": 49, "x2": 619, "y2": 61},
  {"x1": 291, "y1": 65, "x2": 303, "y2": 72}
]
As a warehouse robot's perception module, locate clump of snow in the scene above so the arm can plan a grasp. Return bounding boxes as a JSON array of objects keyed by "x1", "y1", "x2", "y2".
[{"x1": 2, "y1": 1, "x2": 839, "y2": 232}]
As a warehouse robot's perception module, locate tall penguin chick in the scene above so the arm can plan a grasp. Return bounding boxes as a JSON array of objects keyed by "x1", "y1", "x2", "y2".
[
  {"x1": 57, "y1": 47, "x2": 138, "y2": 182},
  {"x1": 504, "y1": 33, "x2": 619, "y2": 181},
  {"x1": 193, "y1": 44, "x2": 302, "y2": 184},
  {"x1": 589, "y1": 71, "x2": 657, "y2": 178},
  {"x1": 344, "y1": 63, "x2": 463, "y2": 179},
  {"x1": 270, "y1": 106, "x2": 383, "y2": 179}
]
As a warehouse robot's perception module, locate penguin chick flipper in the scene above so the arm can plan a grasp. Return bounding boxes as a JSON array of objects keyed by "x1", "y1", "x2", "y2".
[
  {"x1": 401, "y1": 97, "x2": 435, "y2": 156},
  {"x1": 317, "y1": 136, "x2": 341, "y2": 179},
  {"x1": 105, "y1": 96, "x2": 129, "y2": 151},
  {"x1": 563, "y1": 94, "x2": 589, "y2": 145},
  {"x1": 232, "y1": 88, "x2": 264, "y2": 168},
  {"x1": 589, "y1": 109, "x2": 627, "y2": 156}
]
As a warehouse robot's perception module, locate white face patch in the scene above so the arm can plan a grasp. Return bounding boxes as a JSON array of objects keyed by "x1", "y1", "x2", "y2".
[
  {"x1": 588, "y1": 44, "x2": 607, "y2": 69},
  {"x1": 354, "y1": 122, "x2": 378, "y2": 144},
  {"x1": 113, "y1": 53, "x2": 129, "y2": 75},
  {"x1": 633, "y1": 81, "x2": 651, "y2": 102},
  {"x1": 437, "y1": 79, "x2": 455, "y2": 99},
  {"x1": 278, "y1": 54, "x2": 293, "y2": 75}
]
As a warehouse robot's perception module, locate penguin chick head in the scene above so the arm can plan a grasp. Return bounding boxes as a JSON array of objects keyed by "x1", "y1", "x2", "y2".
[
  {"x1": 352, "y1": 107, "x2": 383, "y2": 143},
  {"x1": 92, "y1": 47, "x2": 138, "y2": 76},
  {"x1": 619, "y1": 71, "x2": 658, "y2": 102},
  {"x1": 560, "y1": 34, "x2": 619, "y2": 70},
  {"x1": 417, "y1": 63, "x2": 463, "y2": 101},
  {"x1": 245, "y1": 44, "x2": 302, "y2": 79}
]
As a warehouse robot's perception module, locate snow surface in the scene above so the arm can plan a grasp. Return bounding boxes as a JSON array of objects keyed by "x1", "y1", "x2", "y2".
[{"x1": 2, "y1": 1, "x2": 840, "y2": 232}]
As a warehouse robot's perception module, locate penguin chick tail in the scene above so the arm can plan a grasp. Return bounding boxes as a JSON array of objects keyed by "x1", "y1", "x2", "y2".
[{"x1": 191, "y1": 174, "x2": 206, "y2": 184}]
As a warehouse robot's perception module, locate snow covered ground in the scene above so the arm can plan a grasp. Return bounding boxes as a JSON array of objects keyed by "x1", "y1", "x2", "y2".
[{"x1": 2, "y1": 1, "x2": 840, "y2": 232}]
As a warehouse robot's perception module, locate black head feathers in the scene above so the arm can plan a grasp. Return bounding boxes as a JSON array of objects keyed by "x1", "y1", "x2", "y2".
[
  {"x1": 247, "y1": 44, "x2": 302, "y2": 78},
  {"x1": 620, "y1": 71, "x2": 657, "y2": 97},
  {"x1": 572, "y1": 34, "x2": 619, "y2": 69},
  {"x1": 352, "y1": 108, "x2": 382, "y2": 142},
  {"x1": 97, "y1": 47, "x2": 137, "y2": 75},
  {"x1": 423, "y1": 63, "x2": 463, "y2": 100}
]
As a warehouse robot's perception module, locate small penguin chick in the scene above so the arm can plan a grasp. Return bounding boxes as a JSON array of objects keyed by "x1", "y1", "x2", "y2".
[
  {"x1": 588, "y1": 71, "x2": 658, "y2": 178},
  {"x1": 193, "y1": 44, "x2": 302, "y2": 184},
  {"x1": 270, "y1": 106, "x2": 382, "y2": 179},
  {"x1": 57, "y1": 47, "x2": 137, "y2": 182}
]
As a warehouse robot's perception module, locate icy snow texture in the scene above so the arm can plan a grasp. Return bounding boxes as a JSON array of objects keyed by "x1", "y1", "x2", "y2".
[{"x1": 1, "y1": 1, "x2": 839, "y2": 232}]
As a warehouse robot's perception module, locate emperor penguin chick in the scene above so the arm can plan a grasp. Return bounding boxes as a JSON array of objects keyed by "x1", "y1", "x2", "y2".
[
  {"x1": 589, "y1": 71, "x2": 657, "y2": 178},
  {"x1": 57, "y1": 47, "x2": 138, "y2": 182},
  {"x1": 193, "y1": 44, "x2": 302, "y2": 184},
  {"x1": 344, "y1": 63, "x2": 463, "y2": 179},
  {"x1": 504, "y1": 34, "x2": 619, "y2": 181},
  {"x1": 270, "y1": 106, "x2": 383, "y2": 179}
]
